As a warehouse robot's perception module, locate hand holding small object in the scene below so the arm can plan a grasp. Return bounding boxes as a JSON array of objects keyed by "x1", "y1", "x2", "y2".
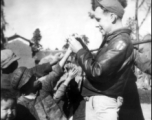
[{"x1": 68, "y1": 36, "x2": 83, "y2": 53}]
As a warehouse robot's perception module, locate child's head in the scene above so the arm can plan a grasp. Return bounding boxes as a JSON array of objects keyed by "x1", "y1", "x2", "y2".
[
  {"x1": 1, "y1": 49, "x2": 20, "y2": 74},
  {"x1": 20, "y1": 75, "x2": 41, "y2": 95},
  {"x1": 1, "y1": 89, "x2": 18, "y2": 120},
  {"x1": 92, "y1": 0, "x2": 127, "y2": 34},
  {"x1": 1, "y1": 74, "x2": 19, "y2": 120}
]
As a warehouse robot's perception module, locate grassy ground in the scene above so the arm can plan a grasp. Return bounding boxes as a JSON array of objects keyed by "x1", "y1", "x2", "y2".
[
  {"x1": 138, "y1": 89, "x2": 151, "y2": 104},
  {"x1": 141, "y1": 104, "x2": 151, "y2": 120},
  {"x1": 139, "y1": 89, "x2": 151, "y2": 120}
]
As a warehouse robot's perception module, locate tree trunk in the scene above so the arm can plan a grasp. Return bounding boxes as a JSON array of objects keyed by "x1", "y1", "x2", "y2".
[
  {"x1": 135, "y1": 0, "x2": 140, "y2": 77},
  {"x1": 138, "y1": 0, "x2": 145, "y2": 8},
  {"x1": 135, "y1": 0, "x2": 140, "y2": 44},
  {"x1": 139, "y1": 5, "x2": 151, "y2": 28}
]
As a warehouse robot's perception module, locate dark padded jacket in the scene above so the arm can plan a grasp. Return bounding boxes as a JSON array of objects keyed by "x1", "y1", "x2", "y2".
[
  {"x1": 17, "y1": 64, "x2": 67, "y2": 120},
  {"x1": 27, "y1": 62, "x2": 56, "y2": 77},
  {"x1": 76, "y1": 28, "x2": 136, "y2": 97}
]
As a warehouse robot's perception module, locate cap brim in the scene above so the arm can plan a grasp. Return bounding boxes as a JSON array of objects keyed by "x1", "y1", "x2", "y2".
[
  {"x1": 2, "y1": 56, "x2": 20, "y2": 69},
  {"x1": 92, "y1": 0, "x2": 102, "y2": 11}
]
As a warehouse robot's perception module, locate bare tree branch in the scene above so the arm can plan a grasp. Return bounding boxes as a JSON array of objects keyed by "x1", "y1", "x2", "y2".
[
  {"x1": 139, "y1": 4, "x2": 151, "y2": 28},
  {"x1": 138, "y1": 0, "x2": 146, "y2": 8}
]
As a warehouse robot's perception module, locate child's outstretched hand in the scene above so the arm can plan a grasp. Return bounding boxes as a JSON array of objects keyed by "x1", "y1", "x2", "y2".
[
  {"x1": 64, "y1": 63, "x2": 76, "y2": 72},
  {"x1": 68, "y1": 67, "x2": 78, "y2": 79},
  {"x1": 64, "y1": 66, "x2": 78, "y2": 86},
  {"x1": 54, "y1": 52, "x2": 64, "y2": 62}
]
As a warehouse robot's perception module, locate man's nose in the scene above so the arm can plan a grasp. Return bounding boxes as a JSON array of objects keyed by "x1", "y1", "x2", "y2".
[{"x1": 89, "y1": 11, "x2": 95, "y2": 19}]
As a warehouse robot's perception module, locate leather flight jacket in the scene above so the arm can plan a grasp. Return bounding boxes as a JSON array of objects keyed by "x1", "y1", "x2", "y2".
[{"x1": 76, "y1": 28, "x2": 137, "y2": 98}]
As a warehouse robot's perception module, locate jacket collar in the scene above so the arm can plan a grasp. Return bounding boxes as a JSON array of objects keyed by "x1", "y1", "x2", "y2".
[{"x1": 105, "y1": 28, "x2": 131, "y2": 43}]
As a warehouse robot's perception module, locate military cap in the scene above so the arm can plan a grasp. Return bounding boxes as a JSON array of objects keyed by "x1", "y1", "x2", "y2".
[{"x1": 92, "y1": 0, "x2": 125, "y2": 18}]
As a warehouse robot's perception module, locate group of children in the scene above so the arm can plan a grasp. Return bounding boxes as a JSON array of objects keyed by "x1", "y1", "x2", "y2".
[
  {"x1": 1, "y1": 0, "x2": 151, "y2": 120},
  {"x1": 1, "y1": 47, "x2": 82, "y2": 120}
]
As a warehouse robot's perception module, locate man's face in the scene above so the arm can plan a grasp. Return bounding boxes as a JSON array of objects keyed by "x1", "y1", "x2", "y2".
[
  {"x1": 1, "y1": 99, "x2": 16, "y2": 120},
  {"x1": 94, "y1": 7, "x2": 112, "y2": 34}
]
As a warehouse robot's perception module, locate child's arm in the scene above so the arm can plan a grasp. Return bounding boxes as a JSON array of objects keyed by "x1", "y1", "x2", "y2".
[
  {"x1": 38, "y1": 48, "x2": 72, "y2": 93},
  {"x1": 39, "y1": 52, "x2": 64, "y2": 65},
  {"x1": 53, "y1": 67, "x2": 78, "y2": 103},
  {"x1": 59, "y1": 48, "x2": 72, "y2": 67},
  {"x1": 27, "y1": 52, "x2": 64, "y2": 78}
]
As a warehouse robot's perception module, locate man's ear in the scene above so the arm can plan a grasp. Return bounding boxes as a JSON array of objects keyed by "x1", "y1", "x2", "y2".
[{"x1": 111, "y1": 13, "x2": 117, "y2": 24}]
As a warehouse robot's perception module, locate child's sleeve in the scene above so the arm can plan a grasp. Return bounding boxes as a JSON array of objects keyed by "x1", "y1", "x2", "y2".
[
  {"x1": 41, "y1": 64, "x2": 64, "y2": 93},
  {"x1": 53, "y1": 84, "x2": 67, "y2": 103},
  {"x1": 28, "y1": 62, "x2": 57, "y2": 78}
]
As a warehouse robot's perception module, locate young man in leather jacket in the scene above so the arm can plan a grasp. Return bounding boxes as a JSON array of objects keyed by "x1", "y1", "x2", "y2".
[{"x1": 68, "y1": 0, "x2": 144, "y2": 120}]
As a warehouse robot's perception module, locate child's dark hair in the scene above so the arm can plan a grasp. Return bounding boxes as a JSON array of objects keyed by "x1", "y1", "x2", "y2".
[
  {"x1": 1, "y1": 89, "x2": 19, "y2": 101},
  {"x1": 2, "y1": 61, "x2": 18, "y2": 74}
]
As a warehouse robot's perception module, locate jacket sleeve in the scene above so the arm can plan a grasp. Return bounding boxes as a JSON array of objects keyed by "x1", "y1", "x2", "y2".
[
  {"x1": 76, "y1": 39, "x2": 129, "y2": 82},
  {"x1": 28, "y1": 62, "x2": 56, "y2": 78},
  {"x1": 41, "y1": 64, "x2": 64, "y2": 93},
  {"x1": 134, "y1": 50, "x2": 151, "y2": 75}
]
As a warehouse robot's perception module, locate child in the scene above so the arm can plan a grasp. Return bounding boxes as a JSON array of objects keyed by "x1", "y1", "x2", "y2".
[
  {"x1": 53, "y1": 63, "x2": 82, "y2": 119},
  {"x1": 14, "y1": 48, "x2": 73, "y2": 120},
  {"x1": 53, "y1": 65, "x2": 79, "y2": 103},
  {"x1": 1, "y1": 74, "x2": 19, "y2": 120},
  {"x1": 1, "y1": 49, "x2": 63, "y2": 78}
]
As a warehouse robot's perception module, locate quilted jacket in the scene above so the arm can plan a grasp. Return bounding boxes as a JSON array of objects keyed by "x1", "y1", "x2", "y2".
[{"x1": 17, "y1": 64, "x2": 67, "y2": 120}]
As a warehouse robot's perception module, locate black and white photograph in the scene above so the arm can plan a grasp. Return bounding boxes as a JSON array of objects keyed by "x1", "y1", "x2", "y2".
[{"x1": 1, "y1": 0, "x2": 151, "y2": 120}]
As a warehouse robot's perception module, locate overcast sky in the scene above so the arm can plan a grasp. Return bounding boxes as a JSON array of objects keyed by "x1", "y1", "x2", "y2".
[{"x1": 4, "y1": 0, "x2": 151, "y2": 50}]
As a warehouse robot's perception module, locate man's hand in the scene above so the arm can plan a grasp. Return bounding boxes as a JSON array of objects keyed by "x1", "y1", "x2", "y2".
[{"x1": 68, "y1": 36, "x2": 83, "y2": 53}]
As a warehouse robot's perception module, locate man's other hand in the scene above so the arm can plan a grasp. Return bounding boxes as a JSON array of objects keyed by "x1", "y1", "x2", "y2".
[{"x1": 69, "y1": 36, "x2": 83, "y2": 53}]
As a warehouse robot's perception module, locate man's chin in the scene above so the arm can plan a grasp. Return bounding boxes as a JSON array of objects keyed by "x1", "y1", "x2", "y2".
[{"x1": 100, "y1": 29, "x2": 106, "y2": 36}]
